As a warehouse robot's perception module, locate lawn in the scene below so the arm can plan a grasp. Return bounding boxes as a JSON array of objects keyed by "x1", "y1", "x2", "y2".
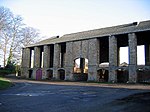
[{"x1": 0, "y1": 77, "x2": 12, "y2": 90}]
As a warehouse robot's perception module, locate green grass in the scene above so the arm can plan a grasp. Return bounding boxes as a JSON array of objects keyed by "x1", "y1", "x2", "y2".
[{"x1": 0, "y1": 77, "x2": 12, "y2": 90}]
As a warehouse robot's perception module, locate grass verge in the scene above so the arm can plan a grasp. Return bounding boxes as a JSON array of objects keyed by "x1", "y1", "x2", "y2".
[{"x1": 0, "y1": 77, "x2": 12, "y2": 90}]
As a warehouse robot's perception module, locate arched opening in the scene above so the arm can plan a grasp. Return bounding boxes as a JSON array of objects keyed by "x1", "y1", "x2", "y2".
[
  {"x1": 46, "y1": 69, "x2": 53, "y2": 80},
  {"x1": 58, "y1": 69, "x2": 65, "y2": 80},
  {"x1": 117, "y1": 69, "x2": 128, "y2": 83},
  {"x1": 97, "y1": 69, "x2": 108, "y2": 82},
  {"x1": 137, "y1": 69, "x2": 150, "y2": 83},
  {"x1": 36, "y1": 69, "x2": 42, "y2": 80},
  {"x1": 28, "y1": 70, "x2": 33, "y2": 78},
  {"x1": 73, "y1": 58, "x2": 88, "y2": 81}
]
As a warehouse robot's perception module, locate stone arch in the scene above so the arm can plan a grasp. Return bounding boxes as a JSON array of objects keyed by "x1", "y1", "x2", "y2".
[
  {"x1": 46, "y1": 69, "x2": 53, "y2": 79},
  {"x1": 97, "y1": 69, "x2": 109, "y2": 82},
  {"x1": 36, "y1": 69, "x2": 42, "y2": 80},
  {"x1": 58, "y1": 69, "x2": 65, "y2": 80},
  {"x1": 73, "y1": 57, "x2": 88, "y2": 81},
  {"x1": 28, "y1": 69, "x2": 33, "y2": 78},
  {"x1": 117, "y1": 69, "x2": 128, "y2": 83}
]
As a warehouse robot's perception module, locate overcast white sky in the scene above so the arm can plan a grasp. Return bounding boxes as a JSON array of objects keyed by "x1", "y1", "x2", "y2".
[{"x1": 0, "y1": 0, "x2": 150, "y2": 65}]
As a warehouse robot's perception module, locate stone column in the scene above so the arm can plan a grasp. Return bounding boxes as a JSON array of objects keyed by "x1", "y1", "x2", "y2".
[
  {"x1": 33, "y1": 46, "x2": 41, "y2": 79},
  {"x1": 43, "y1": 45, "x2": 50, "y2": 68},
  {"x1": 53, "y1": 44, "x2": 60, "y2": 79},
  {"x1": 26, "y1": 48, "x2": 31, "y2": 68},
  {"x1": 21, "y1": 48, "x2": 25, "y2": 68},
  {"x1": 43, "y1": 45, "x2": 50, "y2": 79},
  {"x1": 34, "y1": 46, "x2": 41, "y2": 68},
  {"x1": 145, "y1": 44, "x2": 150, "y2": 65},
  {"x1": 65, "y1": 42, "x2": 74, "y2": 80},
  {"x1": 21, "y1": 48, "x2": 26, "y2": 78},
  {"x1": 128, "y1": 33, "x2": 137, "y2": 83},
  {"x1": 109, "y1": 35, "x2": 117, "y2": 82},
  {"x1": 21, "y1": 48, "x2": 31, "y2": 78},
  {"x1": 88, "y1": 38, "x2": 99, "y2": 81}
]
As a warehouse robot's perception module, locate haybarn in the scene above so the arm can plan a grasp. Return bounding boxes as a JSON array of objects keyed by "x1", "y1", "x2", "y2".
[{"x1": 21, "y1": 20, "x2": 150, "y2": 83}]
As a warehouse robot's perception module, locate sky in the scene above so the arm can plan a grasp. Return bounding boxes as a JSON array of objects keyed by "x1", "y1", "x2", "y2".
[
  {"x1": 0, "y1": 0, "x2": 150, "y2": 65},
  {"x1": 1, "y1": 0, "x2": 150, "y2": 37}
]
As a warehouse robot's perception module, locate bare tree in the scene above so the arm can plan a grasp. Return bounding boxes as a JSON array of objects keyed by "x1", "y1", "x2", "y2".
[
  {"x1": 19, "y1": 27, "x2": 40, "y2": 47},
  {"x1": 0, "y1": 31, "x2": 9, "y2": 67},
  {"x1": 0, "y1": 7, "x2": 40, "y2": 67},
  {"x1": 0, "y1": 7, "x2": 12, "y2": 30},
  {"x1": 0, "y1": 7, "x2": 12, "y2": 66},
  {"x1": 13, "y1": 27, "x2": 40, "y2": 65},
  {"x1": 7, "y1": 15, "x2": 24, "y2": 66}
]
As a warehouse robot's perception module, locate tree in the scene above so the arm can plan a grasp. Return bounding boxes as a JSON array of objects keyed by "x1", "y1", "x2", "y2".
[
  {"x1": 0, "y1": 7, "x2": 12, "y2": 67},
  {"x1": 0, "y1": 13, "x2": 24, "y2": 67},
  {"x1": 0, "y1": 7, "x2": 40, "y2": 67},
  {"x1": 12, "y1": 27, "x2": 40, "y2": 65},
  {"x1": 0, "y1": 7, "x2": 12, "y2": 30},
  {"x1": 0, "y1": 31, "x2": 9, "y2": 67},
  {"x1": 6, "y1": 15, "x2": 24, "y2": 67},
  {"x1": 19, "y1": 27, "x2": 40, "y2": 47}
]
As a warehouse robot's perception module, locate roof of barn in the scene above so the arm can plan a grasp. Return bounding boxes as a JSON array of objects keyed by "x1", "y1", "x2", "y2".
[{"x1": 26, "y1": 20, "x2": 150, "y2": 48}]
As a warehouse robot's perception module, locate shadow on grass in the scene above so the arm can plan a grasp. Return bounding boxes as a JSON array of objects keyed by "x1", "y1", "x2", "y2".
[{"x1": 0, "y1": 77, "x2": 12, "y2": 90}]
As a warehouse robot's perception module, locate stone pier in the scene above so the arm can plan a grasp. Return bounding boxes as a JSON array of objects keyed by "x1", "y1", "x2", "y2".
[
  {"x1": 88, "y1": 38, "x2": 99, "y2": 81},
  {"x1": 43, "y1": 45, "x2": 50, "y2": 79},
  {"x1": 53, "y1": 44, "x2": 60, "y2": 79},
  {"x1": 33, "y1": 46, "x2": 41, "y2": 79},
  {"x1": 109, "y1": 35, "x2": 117, "y2": 82},
  {"x1": 128, "y1": 33, "x2": 137, "y2": 83},
  {"x1": 145, "y1": 44, "x2": 150, "y2": 65},
  {"x1": 21, "y1": 48, "x2": 31, "y2": 78},
  {"x1": 65, "y1": 42, "x2": 74, "y2": 80}
]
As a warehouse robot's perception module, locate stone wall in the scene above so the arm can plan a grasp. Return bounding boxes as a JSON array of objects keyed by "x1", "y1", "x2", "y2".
[
  {"x1": 21, "y1": 30, "x2": 150, "y2": 83},
  {"x1": 88, "y1": 38, "x2": 99, "y2": 81},
  {"x1": 21, "y1": 48, "x2": 31, "y2": 78},
  {"x1": 65, "y1": 42, "x2": 74, "y2": 80},
  {"x1": 64, "y1": 38, "x2": 99, "y2": 81},
  {"x1": 128, "y1": 33, "x2": 137, "y2": 83},
  {"x1": 42, "y1": 45, "x2": 50, "y2": 79},
  {"x1": 109, "y1": 35, "x2": 117, "y2": 82},
  {"x1": 53, "y1": 44, "x2": 61, "y2": 79}
]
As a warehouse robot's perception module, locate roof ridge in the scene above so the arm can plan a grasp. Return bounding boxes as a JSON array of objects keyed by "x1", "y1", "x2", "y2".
[
  {"x1": 35, "y1": 36, "x2": 59, "y2": 44},
  {"x1": 62, "y1": 22, "x2": 138, "y2": 37}
]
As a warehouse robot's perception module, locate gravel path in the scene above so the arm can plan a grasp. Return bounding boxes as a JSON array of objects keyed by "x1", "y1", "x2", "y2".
[{"x1": 0, "y1": 77, "x2": 150, "y2": 112}]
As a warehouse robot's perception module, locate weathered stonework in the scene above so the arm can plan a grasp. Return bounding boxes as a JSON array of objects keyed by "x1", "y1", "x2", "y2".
[
  {"x1": 72, "y1": 41, "x2": 81, "y2": 58},
  {"x1": 32, "y1": 47, "x2": 41, "y2": 79},
  {"x1": 53, "y1": 44, "x2": 60, "y2": 79},
  {"x1": 128, "y1": 33, "x2": 137, "y2": 83},
  {"x1": 21, "y1": 20, "x2": 150, "y2": 83},
  {"x1": 109, "y1": 35, "x2": 117, "y2": 82},
  {"x1": 145, "y1": 44, "x2": 150, "y2": 65},
  {"x1": 65, "y1": 39, "x2": 99, "y2": 81},
  {"x1": 21, "y1": 48, "x2": 31, "y2": 78},
  {"x1": 81, "y1": 40, "x2": 89, "y2": 58},
  {"x1": 88, "y1": 38, "x2": 99, "y2": 81},
  {"x1": 65, "y1": 42, "x2": 73, "y2": 80},
  {"x1": 34, "y1": 47, "x2": 41, "y2": 68},
  {"x1": 42, "y1": 45, "x2": 50, "y2": 79},
  {"x1": 43, "y1": 45, "x2": 50, "y2": 68}
]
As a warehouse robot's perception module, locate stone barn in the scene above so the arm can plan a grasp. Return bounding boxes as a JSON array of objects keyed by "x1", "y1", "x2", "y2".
[{"x1": 21, "y1": 20, "x2": 150, "y2": 83}]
